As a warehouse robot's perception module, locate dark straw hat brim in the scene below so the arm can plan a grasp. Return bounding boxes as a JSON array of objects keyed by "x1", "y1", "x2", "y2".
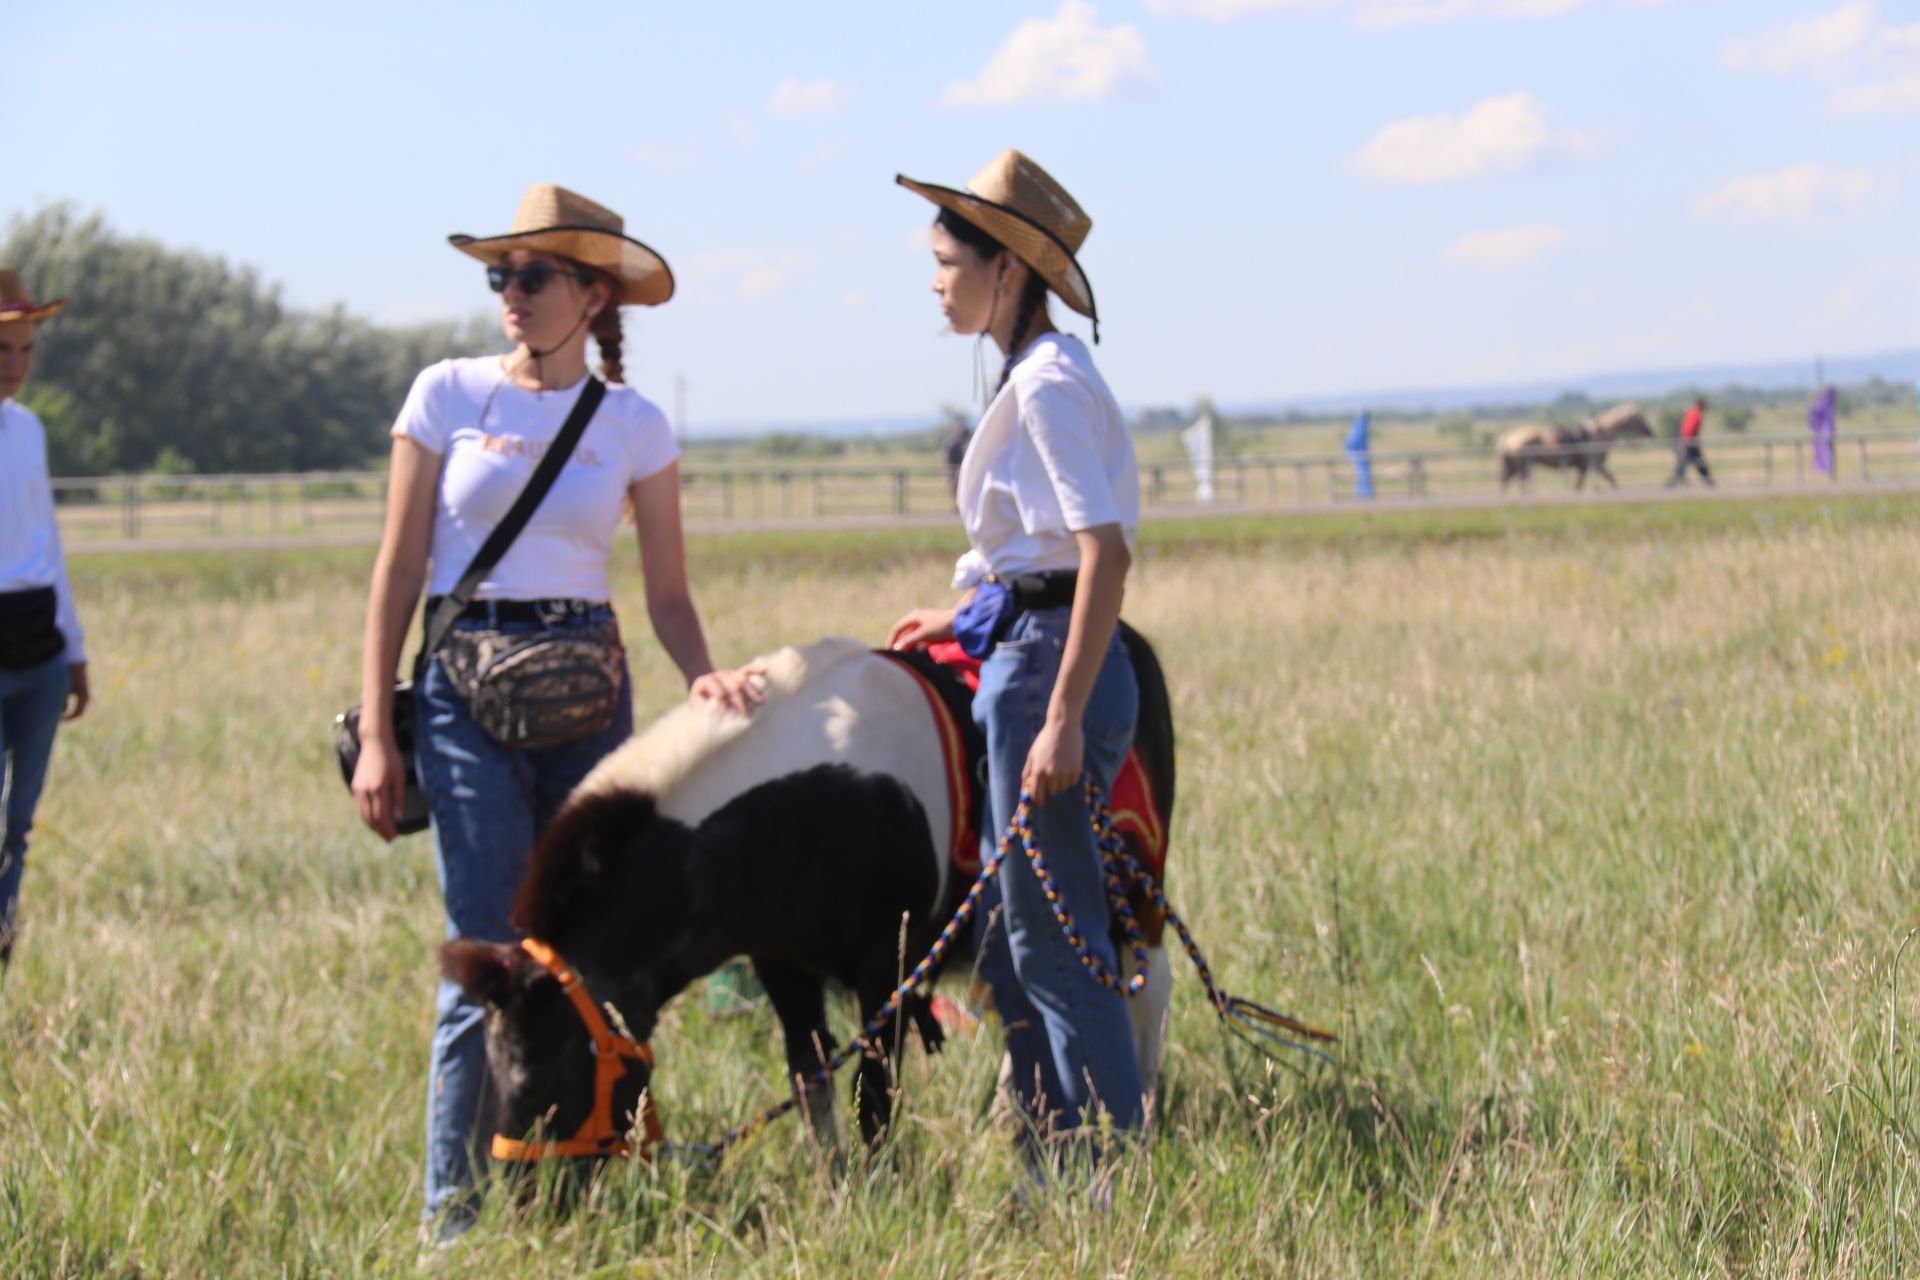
[
  {"x1": 896, "y1": 176, "x2": 1097, "y2": 322},
  {"x1": 448, "y1": 226, "x2": 675, "y2": 307}
]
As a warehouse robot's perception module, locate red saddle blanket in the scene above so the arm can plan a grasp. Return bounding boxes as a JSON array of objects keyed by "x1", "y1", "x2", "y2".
[{"x1": 885, "y1": 642, "x2": 1168, "y2": 881}]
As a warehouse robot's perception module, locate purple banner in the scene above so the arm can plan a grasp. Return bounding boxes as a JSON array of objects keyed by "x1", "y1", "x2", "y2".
[{"x1": 1809, "y1": 387, "x2": 1835, "y2": 476}]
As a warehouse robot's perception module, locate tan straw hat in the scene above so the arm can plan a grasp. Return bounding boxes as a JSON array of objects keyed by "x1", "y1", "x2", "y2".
[
  {"x1": 0, "y1": 268, "x2": 66, "y2": 324},
  {"x1": 896, "y1": 149, "x2": 1097, "y2": 329},
  {"x1": 449, "y1": 183, "x2": 675, "y2": 307}
]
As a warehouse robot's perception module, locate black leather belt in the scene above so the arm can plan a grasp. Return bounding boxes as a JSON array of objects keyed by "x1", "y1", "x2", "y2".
[
  {"x1": 423, "y1": 596, "x2": 607, "y2": 626},
  {"x1": 992, "y1": 570, "x2": 1077, "y2": 612}
]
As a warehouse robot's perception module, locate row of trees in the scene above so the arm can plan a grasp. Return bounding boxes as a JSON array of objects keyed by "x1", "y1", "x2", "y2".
[{"x1": 5, "y1": 204, "x2": 499, "y2": 475}]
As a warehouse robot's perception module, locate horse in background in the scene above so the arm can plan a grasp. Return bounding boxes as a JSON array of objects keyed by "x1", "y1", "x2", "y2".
[
  {"x1": 1498, "y1": 404, "x2": 1654, "y2": 490},
  {"x1": 441, "y1": 630, "x2": 1176, "y2": 1165}
]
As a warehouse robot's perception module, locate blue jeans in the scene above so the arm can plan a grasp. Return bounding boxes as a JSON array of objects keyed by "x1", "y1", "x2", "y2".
[
  {"x1": 973, "y1": 607, "x2": 1143, "y2": 1146},
  {"x1": 1, "y1": 652, "x2": 70, "y2": 951},
  {"x1": 413, "y1": 605, "x2": 634, "y2": 1222}
]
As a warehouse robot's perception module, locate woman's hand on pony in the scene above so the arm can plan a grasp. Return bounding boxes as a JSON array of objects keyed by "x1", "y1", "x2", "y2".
[
  {"x1": 690, "y1": 663, "x2": 767, "y2": 717},
  {"x1": 887, "y1": 607, "x2": 957, "y2": 651}
]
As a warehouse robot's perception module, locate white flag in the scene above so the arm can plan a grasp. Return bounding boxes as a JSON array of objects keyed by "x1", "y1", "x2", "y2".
[{"x1": 1181, "y1": 413, "x2": 1215, "y2": 503}]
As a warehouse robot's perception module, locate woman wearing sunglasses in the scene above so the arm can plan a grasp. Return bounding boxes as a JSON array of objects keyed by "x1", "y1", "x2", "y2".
[
  {"x1": 886, "y1": 151, "x2": 1145, "y2": 1173},
  {"x1": 351, "y1": 183, "x2": 753, "y2": 1239}
]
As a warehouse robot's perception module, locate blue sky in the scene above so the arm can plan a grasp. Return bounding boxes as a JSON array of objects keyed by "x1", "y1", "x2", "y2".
[{"x1": 13, "y1": 1, "x2": 1917, "y2": 429}]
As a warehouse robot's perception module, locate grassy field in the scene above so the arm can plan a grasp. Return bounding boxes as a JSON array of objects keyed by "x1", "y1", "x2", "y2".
[{"x1": 4, "y1": 496, "x2": 1919, "y2": 1276}]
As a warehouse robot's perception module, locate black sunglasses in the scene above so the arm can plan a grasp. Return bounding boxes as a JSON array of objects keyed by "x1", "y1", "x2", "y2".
[{"x1": 486, "y1": 262, "x2": 592, "y2": 296}]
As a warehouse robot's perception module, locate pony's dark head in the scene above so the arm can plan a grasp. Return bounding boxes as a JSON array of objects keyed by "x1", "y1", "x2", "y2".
[
  {"x1": 437, "y1": 789, "x2": 692, "y2": 1192},
  {"x1": 439, "y1": 938, "x2": 661, "y2": 1194}
]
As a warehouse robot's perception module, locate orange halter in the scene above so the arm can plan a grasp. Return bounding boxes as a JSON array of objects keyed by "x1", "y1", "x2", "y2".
[{"x1": 488, "y1": 937, "x2": 663, "y2": 1163}]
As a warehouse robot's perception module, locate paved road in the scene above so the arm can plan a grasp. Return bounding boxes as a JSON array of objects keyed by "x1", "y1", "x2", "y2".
[{"x1": 63, "y1": 477, "x2": 1920, "y2": 556}]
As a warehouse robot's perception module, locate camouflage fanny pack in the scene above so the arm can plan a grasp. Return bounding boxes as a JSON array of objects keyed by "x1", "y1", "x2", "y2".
[{"x1": 440, "y1": 619, "x2": 626, "y2": 750}]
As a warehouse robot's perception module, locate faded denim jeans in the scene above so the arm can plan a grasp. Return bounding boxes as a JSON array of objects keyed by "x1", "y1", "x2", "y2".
[
  {"x1": 0, "y1": 651, "x2": 70, "y2": 952},
  {"x1": 973, "y1": 606, "x2": 1143, "y2": 1151},
  {"x1": 413, "y1": 604, "x2": 632, "y2": 1225}
]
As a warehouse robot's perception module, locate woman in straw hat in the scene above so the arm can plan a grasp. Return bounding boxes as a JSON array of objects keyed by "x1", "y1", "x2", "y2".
[
  {"x1": 351, "y1": 183, "x2": 755, "y2": 1235},
  {"x1": 887, "y1": 150, "x2": 1146, "y2": 1160},
  {"x1": 0, "y1": 268, "x2": 90, "y2": 981}
]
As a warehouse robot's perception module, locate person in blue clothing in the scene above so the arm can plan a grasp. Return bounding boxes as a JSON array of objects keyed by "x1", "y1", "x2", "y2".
[{"x1": 0, "y1": 267, "x2": 90, "y2": 980}]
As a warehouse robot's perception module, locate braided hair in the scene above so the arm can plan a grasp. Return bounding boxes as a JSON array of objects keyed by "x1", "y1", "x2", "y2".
[
  {"x1": 934, "y1": 208, "x2": 1052, "y2": 391},
  {"x1": 997, "y1": 272, "x2": 1049, "y2": 391},
  {"x1": 590, "y1": 302, "x2": 624, "y2": 384}
]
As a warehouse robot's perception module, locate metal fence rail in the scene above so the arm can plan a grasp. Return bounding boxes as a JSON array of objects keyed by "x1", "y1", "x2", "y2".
[{"x1": 50, "y1": 430, "x2": 1920, "y2": 548}]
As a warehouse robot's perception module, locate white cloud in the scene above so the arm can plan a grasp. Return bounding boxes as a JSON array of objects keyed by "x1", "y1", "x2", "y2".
[
  {"x1": 1443, "y1": 224, "x2": 1568, "y2": 268},
  {"x1": 737, "y1": 266, "x2": 794, "y2": 299},
  {"x1": 1349, "y1": 92, "x2": 1601, "y2": 184},
  {"x1": 939, "y1": 1, "x2": 1157, "y2": 109},
  {"x1": 1832, "y1": 75, "x2": 1920, "y2": 114},
  {"x1": 1691, "y1": 164, "x2": 1893, "y2": 223},
  {"x1": 1145, "y1": 0, "x2": 1334, "y2": 17},
  {"x1": 1719, "y1": 1, "x2": 1875, "y2": 75},
  {"x1": 767, "y1": 77, "x2": 855, "y2": 119},
  {"x1": 1147, "y1": 0, "x2": 1667, "y2": 28},
  {"x1": 628, "y1": 141, "x2": 704, "y2": 169},
  {"x1": 687, "y1": 248, "x2": 816, "y2": 300},
  {"x1": 1804, "y1": 260, "x2": 1920, "y2": 329},
  {"x1": 795, "y1": 139, "x2": 848, "y2": 173},
  {"x1": 1721, "y1": 3, "x2": 1920, "y2": 115}
]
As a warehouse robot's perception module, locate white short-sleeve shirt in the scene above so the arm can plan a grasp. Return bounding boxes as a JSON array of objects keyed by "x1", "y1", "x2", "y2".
[
  {"x1": 0, "y1": 398, "x2": 86, "y2": 662},
  {"x1": 950, "y1": 333, "x2": 1139, "y2": 590},
  {"x1": 393, "y1": 357, "x2": 681, "y2": 601}
]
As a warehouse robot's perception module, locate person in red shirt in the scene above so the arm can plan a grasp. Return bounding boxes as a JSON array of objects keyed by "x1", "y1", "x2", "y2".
[{"x1": 1667, "y1": 395, "x2": 1714, "y2": 487}]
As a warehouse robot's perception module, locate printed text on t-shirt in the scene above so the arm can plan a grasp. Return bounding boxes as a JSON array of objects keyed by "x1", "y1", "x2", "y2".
[{"x1": 478, "y1": 434, "x2": 605, "y2": 467}]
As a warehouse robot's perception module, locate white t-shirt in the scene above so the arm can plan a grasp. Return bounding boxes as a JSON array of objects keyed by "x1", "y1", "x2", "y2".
[
  {"x1": 393, "y1": 357, "x2": 681, "y2": 600},
  {"x1": 950, "y1": 333, "x2": 1139, "y2": 590},
  {"x1": 0, "y1": 398, "x2": 85, "y2": 662}
]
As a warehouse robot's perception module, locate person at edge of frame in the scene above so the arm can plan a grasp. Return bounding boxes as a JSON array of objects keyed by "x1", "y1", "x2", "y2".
[
  {"x1": 886, "y1": 149, "x2": 1147, "y2": 1185},
  {"x1": 0, "y1": 267, "x2": 91, "y2": 982},
  {"x1": 348, "y1": 184, "x2": 759, "y2": 1243}
]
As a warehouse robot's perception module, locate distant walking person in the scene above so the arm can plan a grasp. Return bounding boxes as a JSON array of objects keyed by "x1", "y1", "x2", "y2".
[
  {"x1": 0, "y1": 268, "x2": 90, "y2": 978},
  {"x1": 1667, "y1": 396, "x2": 1714, "y2": 487}
]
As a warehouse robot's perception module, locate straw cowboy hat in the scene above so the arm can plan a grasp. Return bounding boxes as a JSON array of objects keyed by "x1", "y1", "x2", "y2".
[
  {"x1": 0, "y1": 268, "x2": 66, "y2": 324},
  {"x1": 449, "y1": 184, "x2": 675, "y2": 307},
  {"x1": 897, "y1": 149, "x2": 1098, "y2": 331}
]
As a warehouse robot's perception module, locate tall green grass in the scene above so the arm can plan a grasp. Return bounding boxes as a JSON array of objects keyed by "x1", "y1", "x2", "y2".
[{"x1": 3, "y1": 496, "x2": 1916, "y2": 1276}]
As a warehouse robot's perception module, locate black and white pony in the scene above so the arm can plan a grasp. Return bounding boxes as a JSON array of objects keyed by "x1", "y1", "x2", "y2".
[{"x1": 441, "y1": 630, "x2": 1175, "y2": 1161}]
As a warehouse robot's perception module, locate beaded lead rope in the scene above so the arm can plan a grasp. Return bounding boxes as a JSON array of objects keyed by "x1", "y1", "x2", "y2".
[{"x1": 661, "y1": 774, "x2": 1336, "y2": 1165}]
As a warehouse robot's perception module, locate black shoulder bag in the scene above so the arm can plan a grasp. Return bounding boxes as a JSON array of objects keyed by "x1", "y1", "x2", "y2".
[{"x1": 334, "y1": 377, "x2": 609, "y2": 835}]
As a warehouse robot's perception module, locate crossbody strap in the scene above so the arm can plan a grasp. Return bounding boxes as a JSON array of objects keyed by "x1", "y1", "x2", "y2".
[{"x1": 418, "y1": 376, "x2": 608, "y2": 663}]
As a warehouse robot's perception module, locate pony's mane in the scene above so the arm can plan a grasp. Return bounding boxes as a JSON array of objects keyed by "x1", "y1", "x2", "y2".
[
  {"x1": 510, "y1": 637, "x2": 869, "y2": 937},
  {"x1": 569, "y1": 636, "x2": 870, "y2": 806}
]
